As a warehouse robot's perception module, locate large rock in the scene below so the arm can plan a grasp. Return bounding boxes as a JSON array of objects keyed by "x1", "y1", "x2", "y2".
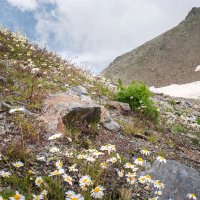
[
  {"x1": 41, "y1": 93, "x2": 101, "y2": 133},
  {"x1": 144, "y1": 160, "x2": 200, "y2": 199}
]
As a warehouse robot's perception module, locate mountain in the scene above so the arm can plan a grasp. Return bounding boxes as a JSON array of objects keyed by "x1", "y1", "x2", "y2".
[{"x1": 102, "y1": 7, "x2": 200, "y2": 87}]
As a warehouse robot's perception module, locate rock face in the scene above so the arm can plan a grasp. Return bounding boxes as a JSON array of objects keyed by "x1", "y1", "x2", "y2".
[
  {"x1": 41, "y1": 93, "x2": 101, "y2": 133},
  {"x1": 102, "y1": 7, "x2": 200, "y2": 87},
  {"x1": 144, "y1": 160, "x2": 200, "y2": 199}
]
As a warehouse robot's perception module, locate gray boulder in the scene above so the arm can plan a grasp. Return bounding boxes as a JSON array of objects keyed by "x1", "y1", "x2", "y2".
[{"x1": 144, "y1": 160, "x2": 200, "y2": 199}]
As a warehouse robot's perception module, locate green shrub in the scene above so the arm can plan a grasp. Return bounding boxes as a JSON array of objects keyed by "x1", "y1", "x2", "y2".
[
  {"x1": 196, "y1": 118, "x2": 200, "y2": 125},
  {"x1": 116, "y1": 80, "x2": 159, "y2": 122}
]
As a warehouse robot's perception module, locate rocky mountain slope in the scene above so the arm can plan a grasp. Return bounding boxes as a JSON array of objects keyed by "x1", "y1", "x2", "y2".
[
  {"x1": 0, "y1": 28, "x2": 200, "y2": 200},
  {"x1": 102, "y1": 7, "x2": 200, "y2": 87}
]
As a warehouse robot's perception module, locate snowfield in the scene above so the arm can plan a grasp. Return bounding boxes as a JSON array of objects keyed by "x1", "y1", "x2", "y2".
[{"x1": 150, "y1": 81, "x2": 200, "y2": 99}]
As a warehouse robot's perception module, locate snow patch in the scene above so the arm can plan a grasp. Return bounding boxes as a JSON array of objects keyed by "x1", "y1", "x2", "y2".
[{"x1": 150, "y1": 81, "x2": 200, "y2": 99}]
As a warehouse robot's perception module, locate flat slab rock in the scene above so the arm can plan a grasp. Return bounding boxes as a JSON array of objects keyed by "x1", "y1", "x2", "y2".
[
  {"x1": 40, "y1": 93, "x2": 101, "y2": 133},
  {"x1": 144, "y1": 160, "x2": 200, "y2": 199}
]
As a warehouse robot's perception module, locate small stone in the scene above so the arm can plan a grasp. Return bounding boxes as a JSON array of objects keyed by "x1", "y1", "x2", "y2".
[
  {"x1": 67, "y1": 137, "x2": 72, "y2": 143},
  {"x1": 100, "y1": 106, "x2": 121, "y2": 132},
  {"x1": 103, "y1": 119, "x2": 121, "y2": 132},
  {"x1": 0, "y1": 76, "x2": 6, "y2": 85},
  {"x1": 108, "y1": 101, "x2": 131, "y2": 115}
]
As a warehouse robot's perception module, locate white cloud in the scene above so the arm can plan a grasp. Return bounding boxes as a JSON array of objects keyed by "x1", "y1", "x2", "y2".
[
  {"x1": 6, "y1": 0, "x2": 200, "y2": 73},
  {"x1": 7, "y1": 0, "x2": 38, "y2": 11}
]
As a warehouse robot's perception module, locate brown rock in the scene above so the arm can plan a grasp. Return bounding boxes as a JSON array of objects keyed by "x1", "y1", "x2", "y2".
[
  {"x1": 108, "y1": 101, "x2": 131, "y2": 115},
  {"x1": 40, "y1": 93, "x2": 101, "y2": 133}
]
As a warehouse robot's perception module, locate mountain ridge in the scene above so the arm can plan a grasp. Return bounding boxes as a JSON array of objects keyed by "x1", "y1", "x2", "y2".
[{"x1": 102, "y1": 7, "x2": 200, "y2": 87}]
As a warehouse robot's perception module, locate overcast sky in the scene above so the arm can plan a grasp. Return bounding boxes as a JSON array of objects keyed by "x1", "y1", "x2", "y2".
[{"x1": 1, "y1": 0, "x2": 200, "y2": 73}]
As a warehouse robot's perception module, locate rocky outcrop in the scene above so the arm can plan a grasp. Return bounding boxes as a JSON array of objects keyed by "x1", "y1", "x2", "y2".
[
  {"x1": 41, "y1": 86, "x2": 121, "y2": 133},
  {"x1": 41, "y1": 93, "x2": 101, "y2": 133},
  {"x1": 144, "y1": 160, "x2": 200, "y2": 199}
]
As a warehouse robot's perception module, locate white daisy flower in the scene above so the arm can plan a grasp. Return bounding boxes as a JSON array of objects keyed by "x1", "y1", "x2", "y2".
[
  {"x1": 63, "y1": 174, "x2": 73, "y2": 185},
  {"x1": 65, "y1": 151, "x2": 74, "y2": 158},
  {"x1": 116, "y1": 153, "x2": 121, "y2": 162},
  {"x1": 69, "y1": 164, "x2": 78, "y2": 172},
  {"x1": 80, "y1": 184, "x2": 88, "y2": 191},
  {"x1": 91, "y1": 185, "x2": 105, "y2": 199},
  {"x1": 32, "y1": 194, "x2": 44, "y2": 200},
  {"x1": 35, "y1": 176, "x2": 44, "y2": 187},
  {"x1": 156, "y1": 156, "x2": 167, "y2": 163},
  {"x1": 9, "y1": 191, "x2": 25, "y2": 200},
  {"x1": 187, "y1": 194, "x2": 197, "y2": 200},
  {"x1": 100, "y1": 144, "x2": 116, "y2": 154},
  {"x1": 66, "y1": 193, "x2": 84, "y2": 200},
  {"x1": 155, "y1": 191, "x2": 162, "y2": 196},
  {"x1": 0, "y1": 170, "x2": 11, "y2": 177},
  {"x1": 9, "y1": 107, "x2": 26, "y2": 114},
  {"x1": 134, "y1": 158, "x2": 144, "y2": 165},
  {"x1": 138, "y1": 176, "x2": 147, "y2": 184},
  {"x1": 55, "y1": 160, "x2": 63, "y2": 168},
  {"x1": 145, "y1": 175, "x2": 152, "y2": 183},
  {"x1": 100, "y1": 162, "x2": 108, "y2": 169},
  {"x1": 41, "y1": 190, "x2": 48, "y2": 196},
  {"x1": 124, "y1": 163, "x2": 135, "y2": 169},
  {"x1": 36, "y1": 156, "x2": 45, "y2": 161},
  {"x1": 48, "y1": 133, "x2": 62, "y2": 140},
  {"x1": 149, "y1": 197, "x2": 159, "y2": 200},
  {"x1": 153, "y1": 180, "x2": 165, "y2": 189},
  {"x1": 116, "y1": 169, "x2": 124, "y2": 178},
  {"x1": 126, "y1": 176, "x2": 136, "y2": 185},
  {"x1": 106, "y1": 157, "x2": 117, "y2": 164},
  {"x1": 49, "y1": 168, "x2": 64, "y2": 176},
  {"x1": 12, "y1": 161, "x2": 24, "y2": 168},
  {"x1": 86, "y1": 156, "x2": 96, "y2": 163},
  {"x1": 77, "y1": 154, "x2": 87, "y2": 159},
  {"x1": 140, "y1": 149, "x2": 151, "y2": 155},
  {"x1": 31, "y1": 67, "x2": 40, "y2": 74},
  {"x1": 49, "y1": 147, "x2": 60, "y2": 153},
  {"x1": 79, "y1": 175, "x2": 92, "y2": 186},
  {"x1": 65, "y1": 190, "x2": 75, "y2": 198},
  {"x1": 92, "y1": 151, "x2": 104, "y2": 158}
]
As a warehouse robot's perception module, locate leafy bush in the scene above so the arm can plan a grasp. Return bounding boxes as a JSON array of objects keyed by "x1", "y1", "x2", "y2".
[
  {"x1": 196, "y1": 118, "x2": 200, "y2": 125},
  {"x1": 116, "y1": 80, "x2": 159, "y2": 122}
]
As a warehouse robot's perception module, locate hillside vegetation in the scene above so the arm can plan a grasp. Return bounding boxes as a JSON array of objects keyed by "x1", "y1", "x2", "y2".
[{"x1": 0, "y1": 28, "x2": 200, "y2": 200}]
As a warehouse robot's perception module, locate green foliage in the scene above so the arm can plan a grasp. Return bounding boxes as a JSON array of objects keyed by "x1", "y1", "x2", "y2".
[
  {"x1": 196, "y1": 118, "x2": 200, "y2": 125},
  {"x1": 171, "y1": 123, "x2": 187, "y2": 133},
  {"x1": 167, "y1": 99, "x2": 176, "y2": 106},
  {"x1": 116, "y1": 80, "x2": 159, "y2": 122}
]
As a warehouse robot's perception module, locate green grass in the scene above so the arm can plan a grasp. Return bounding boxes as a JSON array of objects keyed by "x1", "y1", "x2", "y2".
[{"x1": 171, "y1": 124, "x2": 187, "y2": 133}]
